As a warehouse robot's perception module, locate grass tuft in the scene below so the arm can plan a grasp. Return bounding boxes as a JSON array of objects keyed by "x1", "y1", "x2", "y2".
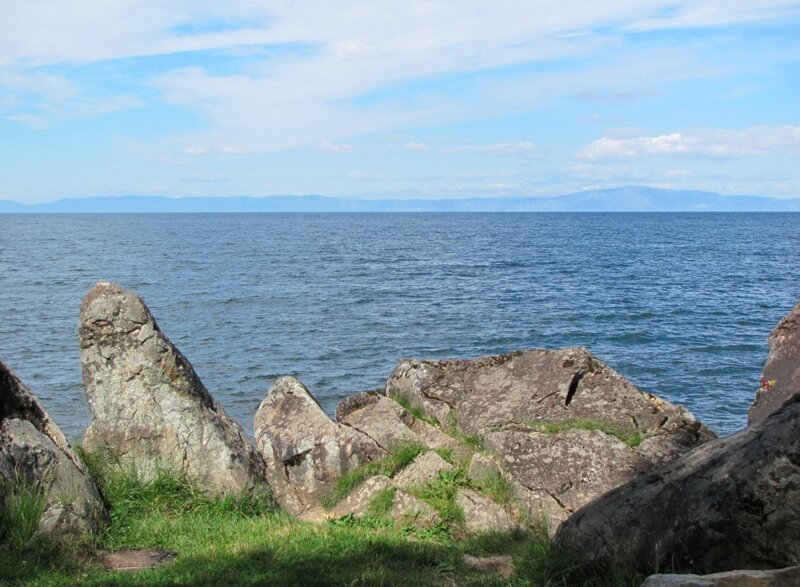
[
  {"x1": 471, "y1": 471, "x2": 514, "y2": 507},
  {"x1": 392, "y1": 396, "x2": 441, "y2": 427},
  {"x1": 323, "y1": 442, "x2": 427, "y2": 508},
  {"x1": 0, "y1": 483, "x2": 47, "y2": 550},
  {"x1": 527, "y1": 420, "x2": 644, "y2": 448}
]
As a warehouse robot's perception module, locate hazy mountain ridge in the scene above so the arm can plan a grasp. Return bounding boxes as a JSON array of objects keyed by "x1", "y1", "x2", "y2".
[{"x1": 2, "y1": 187, "x2": 798, "y2": 213}]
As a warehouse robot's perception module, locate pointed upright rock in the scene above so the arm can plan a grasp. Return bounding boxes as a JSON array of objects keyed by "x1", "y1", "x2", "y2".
[
  {"x1": 1, "y1": 359, "x2": 107, "y2": 537},
  {"x1": 749, "y1": 298, "x2": 800, "y2": 424},
  {"x1": 79, "y1": 282, "x2": 266, "y2": 495},
  {"x1": 254, "y1": 376, "x2": 385, "y2": 515}
]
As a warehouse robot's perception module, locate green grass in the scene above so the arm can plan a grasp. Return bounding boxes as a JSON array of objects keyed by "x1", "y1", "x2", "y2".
[
  {"x1": 0, "y1": 456, "x2": 641, "y2": 586},
  {"x1": 471, "y1": 471, "x2": 514, "y2": 508},
  {"x1": 527, "y1": 420, "x2": 645, "y2": 448},
  {"x1": 0, "y1": 482, "x2": 47, "y2": 550},
  {"x1": 322, "y1": 442, "x2": 427, "y2": 508},
  {"x1": 392, "y1": 395, "x2": 441, "y2": 427}
]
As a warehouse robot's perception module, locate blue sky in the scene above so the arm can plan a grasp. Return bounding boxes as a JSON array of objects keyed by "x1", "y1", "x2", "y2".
[{"x1": 1, "y1": 1, "x2": 799, "y2": 203}]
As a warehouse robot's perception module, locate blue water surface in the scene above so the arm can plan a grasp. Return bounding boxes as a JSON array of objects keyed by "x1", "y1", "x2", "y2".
[{"x1": 1, "y1": 212, "x2": 798, "y2": 441}]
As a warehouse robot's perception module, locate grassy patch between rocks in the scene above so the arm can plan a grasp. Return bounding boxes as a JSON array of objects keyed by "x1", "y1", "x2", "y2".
[
  {"x1": 322, "y1": 442, "x2": 427, "y2": 508},
  {"x1": 527, "y1": 420, "x2": 644, "y2": 448},
  {"x1": 0, "y1": 457, "x2": 642, "y2": 586},
  {"x1": 392, "y1": 395, "x2": 441, "y2": 427}
]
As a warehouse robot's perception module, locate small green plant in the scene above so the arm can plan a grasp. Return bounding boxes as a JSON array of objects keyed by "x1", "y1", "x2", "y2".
[
  {"x1": 472, "y1": 471, "x2": 514, "y2": 507},
  {"x1": 0, "y1": 483, "x2": 47, "y2": 550},
  {"x1": 323, "y1": 442, "x2": 427, "y2": 508},
  {"x1": 392, "y1": 396, "x2": 440, "y2": 427},
  {"x1": 367, "y1": 487, "x2": 398, "y2": 517},
  {"x1": 414, "y1": 469, "x2": 468, "y2": 528},
  {"x1": 434, "y1": 447, "x2": 455, "y2": 464},
  {"x1": 527, "y1": 420, "x2": 644, "y2": 448}
]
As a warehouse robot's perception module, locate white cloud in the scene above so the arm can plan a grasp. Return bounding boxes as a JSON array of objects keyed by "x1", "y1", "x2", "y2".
[
  {"x1": 404, "y1": 142, "x2": 430, "y2": 151},
  {"x1": 577, "y1": 126, "x2": 800, "y2": 161},
  {"x1": 442, "y1": 142, "x2": 543, "y2": 157},
  {"x1": 664, "y1": 169, "x2": 692, "y2": 178},
  {"x1": 317, "y1": 141, "x2": 354, "y2": 153},
  {"x1": 184, "y1": 146, "x2": 209, "y2": 155}
]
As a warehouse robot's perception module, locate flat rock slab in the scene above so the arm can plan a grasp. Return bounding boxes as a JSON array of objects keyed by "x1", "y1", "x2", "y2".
[
  {"x1": 100, "y1": 549, "x2": 178, "y2": 571},
  {"x1": 749, "y1": 299, "x2": 800, "y2": 424},
  {"x1": 641, "y1": 566, "x2": 800, "y2": 587},
  {"x1": 393, "y1": 451, "x2": 454, "y2": 489},
  {"x1": 456, "y1": 489, "x2": 517, "y2": 534},
  {"x1": 390, "y1": 490, "x2": 440, "y2": 528},
  {"x1": 1, "y1": 360, "x2": 107, "y2": 537},
  {"x1": 462, "y1": 554, "x2": 514, "y2": 577},
  {"x1": 79, "y1": 282, "x2": 266, "y2": 496},
  {"x1": 330, "y1": 475, "x2": 394, "y2": 518}
]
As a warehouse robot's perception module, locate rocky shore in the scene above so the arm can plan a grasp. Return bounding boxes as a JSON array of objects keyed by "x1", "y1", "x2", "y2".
[{"x1": 2, "y1": 281, "x2": 799, "y2": 585}]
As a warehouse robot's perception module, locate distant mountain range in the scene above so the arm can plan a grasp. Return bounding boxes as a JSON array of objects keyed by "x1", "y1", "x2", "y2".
[{"x1": 1, "y1": 186, "x2": 799, "y2": 213}]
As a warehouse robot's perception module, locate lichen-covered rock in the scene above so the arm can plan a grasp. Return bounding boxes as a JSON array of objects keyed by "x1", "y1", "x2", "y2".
[
  {"x1": 254, "y1": 377, "x2": 385, "y2": 515},
  {"x1": 329, "y1": 475, "x2": 394, "y2": 518},
  {"x1": 749, "y1": 299, "x2": 800, "y2": 424},
  {"x1": 336, "y1": 393, "x2": 421, "y2": 451},
  {"x1": 390, "y1": 490, "x2": 440, "y2": 528},
  {"x1": 387, "y1": 349, "x2": 714, "y2": 531},
  {"x1": 393, "y1": 450, "x2": 453, "y2": 489},
  {"x1": 641, "y1": 566, "x2": 800, "y2": 587},
  {"x1": 484, "y1": 427, "x2": 652, "y2": 532},
  {"x1": 79, "y1": 282, "x2": 266, "y2": 496},
  {"x1": 554, "y1": 396, "x2": 800, "y2": 574},
  {"x1": 456, "y1": 489, "x2": 517, "y2": 534},
  {"x1": 1, "y1": 360, "x2": 107, "y2": 537}
]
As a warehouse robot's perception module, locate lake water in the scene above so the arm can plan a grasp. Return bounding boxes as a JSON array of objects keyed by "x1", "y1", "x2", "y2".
[{"x1": 1, "y1": 212, "x2": 798, "y2": 441}]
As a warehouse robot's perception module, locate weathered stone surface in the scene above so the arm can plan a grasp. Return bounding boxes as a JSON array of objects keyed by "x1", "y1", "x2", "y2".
[
  {"x1": 79, "y1": 282, "x2": 267, "y2": 496},
  {"x1": 462, "y1": 554, "x2": 514, "y2": 578},
  {"x1": 485, "y1": 427, "x2": 650, "y2": 531},
  {"x1": 390, "y1": 490, "x2": 440, "y2": 528},
  {"x1": 254, "y1": 376, "x2": 385, "y2": 515},
  {"x1": 393, "y1": 451, "x2": 453, "y2": 489},
  {"x1": 0, "y1": 360, "x2": 107, "y2": 537},
  {"x1": 100, "y1": 549, "x2": 177, "y2": 572},
  {"x1": 456, "y1": 489, "x2": 517, "y2": 534},
  {"x1": 329, "y1": 475, "x2": 394, "y2": 518},
  {"x1": 336, "y1": 393, "x2": 420, "y2": 451},
  {"x1": 641, "y1": 566, "x2": 800, "y2": 587},
  {"x1": 387, "y1": 349, "x2": 714, "y2": 530},
  {"x1": 386, "y1": 349, "x2": 713, "y2": 452},
  {"x1": 555, "y1": 396, "x2": 800, "y2": 574},
  {"x1": 467, "y1": 453, "x2": 503, "y2": 482},
  {"x1": 749, "y1": 299, "x2": 800, "y2": 424}
]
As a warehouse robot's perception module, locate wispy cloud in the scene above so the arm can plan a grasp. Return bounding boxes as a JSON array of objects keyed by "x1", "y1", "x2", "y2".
[
  {"x1": 577, "y1": 126, "x2": 800, "y2": 161},
  {"x1": 442, "y1": 142, "x2": 543, "y2": 158}
]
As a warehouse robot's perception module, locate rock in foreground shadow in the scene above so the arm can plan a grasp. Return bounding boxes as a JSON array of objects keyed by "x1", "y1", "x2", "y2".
[
  {"x1": 79, "y1": 282, "x2": 267, "y2": 495},
  {"x1": 1, "y1": 360, "x2": 107, "y2": 537},
  {"x1": 556, "y1": 299, "x2": 800, "y2": 574}
]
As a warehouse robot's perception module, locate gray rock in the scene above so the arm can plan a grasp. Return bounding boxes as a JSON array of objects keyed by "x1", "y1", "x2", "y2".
[
  {"x1": 462, "y1": 554, "x2": 514, "y2": 578},
  {"x1": 329, "y1": 475, "x2": 394, "y2": 518},
  {"x1": 485, "y1": 427, "x2": 651, "y2": 531},
  {"x1": 1, "y1": 360, "x2": 107, "y2": 537},
  {"x1": 467, "y1": 453, "x2": 503, "y2": 482},
  {"x1": 254, "y1": 376, "x2": 385, "y2": 515},
  {"x1": 336, "y1": 393, "x2": 421, "y2": 451},
  {"x1": 390, "y1": 490, "x2": 440, "y2": 528},
  {"x1": 386, "y1": 349, "x2": 713, "y2": 458},
  {"x1": 79, "y1": 282, "x2": 266, "y2": 496},
  {"x1": 456, "y1": 488, "x2": 517, "y2": 534},
  {"x1": 555, "y1": 396, "x2": 800, "y2": 574},
  {"x1": 387, "y1": 349, "x2": 714, "y2": 530},
  {"x1": 749, "y1": 299, "x2": 800, "y2": 424},
  {"x1": 641, "y1": 566, "x2": 800, "y2": 587},
  {"x1": 393, "y1": 450, "x2": 453, "y2": 489}
]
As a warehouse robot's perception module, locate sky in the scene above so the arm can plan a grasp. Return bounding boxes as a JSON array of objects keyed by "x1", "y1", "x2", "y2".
[{"x1": 1, "y1": 1, "x2": 799, "y2": 203}]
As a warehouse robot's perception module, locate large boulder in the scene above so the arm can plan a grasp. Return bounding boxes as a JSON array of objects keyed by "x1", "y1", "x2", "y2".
[
  {"x1": 554, "y1": 396, "x2": 800, "y2": 574},
  {"x1": 387, "y1": 349, "x2": 714, "y2": 530},
  {"x1": 79, "y1": 282, "x2": 266, "y2": 495},
  {"x1": 749, "y1": 299, "x2": 800, "y2": 424},
  {"x1": 1, "y1": 360, "x2": 107, "y2": 537},
  {"x1": 254, "y1": 376, "x2": 385, "y2": 515}
]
